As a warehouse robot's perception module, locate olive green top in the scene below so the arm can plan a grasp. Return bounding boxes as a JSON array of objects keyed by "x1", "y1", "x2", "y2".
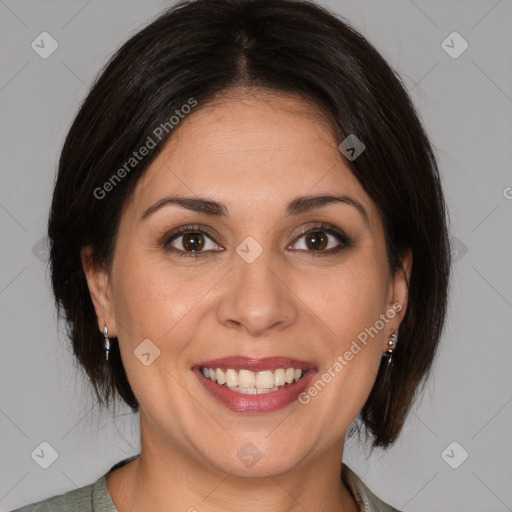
[{"x1": 11, "y1": 455, "x2": 402, "y2": 512}]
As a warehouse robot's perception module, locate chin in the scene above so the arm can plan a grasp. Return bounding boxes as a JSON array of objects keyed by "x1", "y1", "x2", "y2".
[{"x1": 193, "y1": 435, "x2": 310, "y2": 479}]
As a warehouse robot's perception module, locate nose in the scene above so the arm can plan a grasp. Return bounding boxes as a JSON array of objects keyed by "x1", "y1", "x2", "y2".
[{"x1": 216, "y1": 249, "x2": 298, "y2": 337}]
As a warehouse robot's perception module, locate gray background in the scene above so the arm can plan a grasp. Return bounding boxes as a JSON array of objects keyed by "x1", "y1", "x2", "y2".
[{"x1": 1, "y1": 0, "x2": 511, "y2": 511}]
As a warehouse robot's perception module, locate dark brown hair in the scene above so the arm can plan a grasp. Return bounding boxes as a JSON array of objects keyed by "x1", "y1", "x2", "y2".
[{"x1": 48, "y1": 0, "x2": 451, "y2": 448}]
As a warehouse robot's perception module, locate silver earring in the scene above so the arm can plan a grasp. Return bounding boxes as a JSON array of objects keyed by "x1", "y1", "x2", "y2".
[
  {"x1": 385, "y1": 328, "x2": 398, "y2": 366},
  {"x1": 103, "y1": 325, "x2": 110, "y2": 361}
]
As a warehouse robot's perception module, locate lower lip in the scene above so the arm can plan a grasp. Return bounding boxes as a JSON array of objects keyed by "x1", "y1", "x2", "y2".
[{"x1": 193, "y1": 367, "x2": 317, "y2": 413}]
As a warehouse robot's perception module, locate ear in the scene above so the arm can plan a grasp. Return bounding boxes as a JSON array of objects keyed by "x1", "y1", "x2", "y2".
[
  {"x1": 384, "y1": 248, "x2": 413, "y2": 346},
  {"x1": 81, "y1": 246, "x2": 117, "y2": 337}
]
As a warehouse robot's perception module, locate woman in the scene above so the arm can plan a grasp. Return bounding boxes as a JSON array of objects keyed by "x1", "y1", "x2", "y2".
[{"x1": 12, "y1": 0, "x2": 451, "y2": 510}]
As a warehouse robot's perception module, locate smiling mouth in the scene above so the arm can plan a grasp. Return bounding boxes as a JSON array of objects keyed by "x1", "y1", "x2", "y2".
[{"x1": 200, "y1": 367, "x2": 307, "y2": 394}]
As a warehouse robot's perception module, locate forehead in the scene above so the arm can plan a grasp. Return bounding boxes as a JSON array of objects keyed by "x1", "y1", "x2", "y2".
[{"x1": 126, "y1": 90, "x2": 379, "y2": 226}]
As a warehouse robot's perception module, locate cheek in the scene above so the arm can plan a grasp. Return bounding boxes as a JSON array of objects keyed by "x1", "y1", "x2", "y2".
[
  {"x1": 110, "y1": 257, "x2": 201, "y2": 403},
  {"x1": 111, "y1": 252, "x2": 219, "y2": 363},
  {"x1": 300, "y1": 256, "x2": 389, "y2": 343},
  {"x1": 294, "y1": 254, "x2": 390, "y2": 411}
]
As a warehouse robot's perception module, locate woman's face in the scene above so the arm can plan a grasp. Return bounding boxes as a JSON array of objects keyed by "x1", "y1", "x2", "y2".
[{"x1": 84, "y1": 90, "x2": 410, "y2": 477}]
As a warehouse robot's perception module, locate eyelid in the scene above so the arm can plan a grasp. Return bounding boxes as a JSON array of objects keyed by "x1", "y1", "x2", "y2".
[
  {"x1": 162, "y1": 224, "x2": 221, "y2": 245},
  {"x1": 292, "y1": 222, "x2": 351, "y2": 243}
]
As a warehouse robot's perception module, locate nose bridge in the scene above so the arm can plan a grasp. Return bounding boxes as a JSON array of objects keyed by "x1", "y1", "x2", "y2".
[{"x1": 216, "y1": 241, "x2": 297, "y2": 335}]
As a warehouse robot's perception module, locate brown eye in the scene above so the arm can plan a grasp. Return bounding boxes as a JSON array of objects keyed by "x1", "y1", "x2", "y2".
[
  {"x1": 163, "y1": 226, "x2": 223, "y2": 258},
  {"x1": 290, "y1": 223, "x2": 353, "y2": 256},
  {"x1": 181, "y1": 233, "x2": 205, "y2": 251},
  {"x1": 304, "y1": 231, "x2": 328, "y2": 251}
]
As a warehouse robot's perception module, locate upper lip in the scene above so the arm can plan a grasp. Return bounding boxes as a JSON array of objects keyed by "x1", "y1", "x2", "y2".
[{"x1": 194, "y1": 356, "x2": 317, "y2": 372}]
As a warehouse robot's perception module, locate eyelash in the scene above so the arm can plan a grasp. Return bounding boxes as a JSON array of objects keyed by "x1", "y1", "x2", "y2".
[{"x1": 161, "y1": 222, "x2": 353, "y2": 259}]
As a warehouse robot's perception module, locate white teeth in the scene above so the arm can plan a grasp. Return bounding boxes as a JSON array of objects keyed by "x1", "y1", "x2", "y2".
[
  {"x1": 201, "y1": 366, "x2": 305, "y2": 392},
  {"x1": 238, "y1": 369, "x2": 256, "y2": 388},
  {"x1": 256, "y1": 370, "x2": 275, "y2": 389},
  {"x1": 231, "y1": 386, "x2": 280, "y2": 394},
  {"x1": 225, "y1": 369, "x2": 238, "y2": 387},
  {"x1": 216, "y1": 368, "x2": 225, "y2": 385},
  {"x1": 274, "y1": 368, "x2": 286, "y2": 386}
]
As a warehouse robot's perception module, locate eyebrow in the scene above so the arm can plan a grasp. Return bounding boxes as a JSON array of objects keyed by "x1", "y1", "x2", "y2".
[{"x1": 141, "y1": 193, "x2": 370, "y2": 228}]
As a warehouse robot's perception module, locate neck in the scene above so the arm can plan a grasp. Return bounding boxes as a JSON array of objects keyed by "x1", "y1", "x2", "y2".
[{"x1": 107, "y1": 416, "x2": 359, "y2": 512}]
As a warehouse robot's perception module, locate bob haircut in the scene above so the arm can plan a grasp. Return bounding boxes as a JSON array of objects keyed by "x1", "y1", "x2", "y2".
[{"x1": 48, "y1": 0, "x2": 451, "y2": 449}]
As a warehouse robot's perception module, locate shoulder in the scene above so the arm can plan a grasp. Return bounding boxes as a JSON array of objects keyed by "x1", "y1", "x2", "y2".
[
  {"x1": 9, "y1": 481, "x2": 96, "y2": 512},
  {"x1": 342, "y1": 463, "x2": 404, "y2": 512},
  {"x1": 9, "y1": 454, "x2": 140, "y2": 512}
]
